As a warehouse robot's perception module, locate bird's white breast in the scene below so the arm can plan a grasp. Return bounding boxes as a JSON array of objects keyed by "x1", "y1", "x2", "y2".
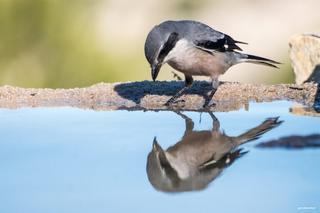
[
  {"x1": 165, "y1": 152, "x2": 192, "y2": 179},
  {"x1": 164, "y1": 39, "x2": 193, "y2": 62},
  {"x1": 164, "y1": 39, "x2": 230, "y2": 78}
]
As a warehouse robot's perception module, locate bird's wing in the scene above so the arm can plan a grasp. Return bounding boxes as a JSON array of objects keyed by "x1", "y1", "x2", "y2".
[
  {"x1": 199, "y1": 149, "x2": 248, "y2": 171},
  {"x1": 194, "y1": 35, "x2": 247, "y2": 53},
  {"x1": 182, "y1": 20, "x2": 247, "y2": 53}
]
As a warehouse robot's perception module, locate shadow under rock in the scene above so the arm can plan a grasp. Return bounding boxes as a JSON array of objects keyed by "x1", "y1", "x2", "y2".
[
  {"x1": 306, "y1": 64, "x2": 320, "y2": 112},
  {"x1": 257, "y1": 134, "x2": 320, "y2": 149},
  {"x1": 313, "y1": 83, "x2": 320, "y2": 112}
]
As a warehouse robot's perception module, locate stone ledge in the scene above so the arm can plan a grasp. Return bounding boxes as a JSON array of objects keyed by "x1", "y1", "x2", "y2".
[{"x1": 0, "y1": 81, "x2": 317, "y2": 112}]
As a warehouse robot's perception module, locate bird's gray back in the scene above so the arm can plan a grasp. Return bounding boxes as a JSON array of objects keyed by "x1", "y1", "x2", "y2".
[
  {"x1": 144, "y1": 20, "x2": 225, "y2": 64},
  {"x1": 160, "y1": 20, "x2": 225, "y2": 43}
]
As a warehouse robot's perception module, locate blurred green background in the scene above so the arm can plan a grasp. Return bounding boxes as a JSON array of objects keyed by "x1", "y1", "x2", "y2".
[{"x1": 0, "y1": 0, "x2": 319, "y2": 88}]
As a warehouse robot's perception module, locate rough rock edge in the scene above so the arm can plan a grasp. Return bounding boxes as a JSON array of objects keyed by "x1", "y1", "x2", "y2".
[
  {"x1": 289, "y1": 34, "x2": 320, "y2": 84},
  {"x1": 0, "y1": 81, "x2": 317, "y2": 112}
]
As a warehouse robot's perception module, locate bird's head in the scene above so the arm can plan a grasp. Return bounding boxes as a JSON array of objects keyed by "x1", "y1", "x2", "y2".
[
  {"x1": 144, "y1": 24, "x2": 180, "y2": 81},
  {"x1": 146, "y1": 136, "x2": 223, "y2": 192},
  {"x1": 146, "y1": 137, "x2": 181, "y2": 192}
]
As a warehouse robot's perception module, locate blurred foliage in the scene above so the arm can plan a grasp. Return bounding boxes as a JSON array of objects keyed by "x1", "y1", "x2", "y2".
[
  {"x1": 173, "y1": 0, "x2": 210, "y2": 15},
  {"x1": 266, "y1": 60, "x2": 295, "y2": 84},
  {"x1": 0, "y1": 0, "x2": 143, "y2": 88}
]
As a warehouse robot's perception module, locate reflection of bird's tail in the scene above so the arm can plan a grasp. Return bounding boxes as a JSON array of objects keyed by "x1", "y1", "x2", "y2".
[
  {"x1": 236, "y1": 117, "x2": 283, "y2": 145},
  {"x1": 226, "y1": 148, "x2": 248, "y2": 164}
]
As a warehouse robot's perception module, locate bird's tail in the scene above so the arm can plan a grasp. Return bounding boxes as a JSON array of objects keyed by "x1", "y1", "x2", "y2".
[
  {"x1": 235, "y1": 117, "x2": 283, "y2": 145},
  {"x1": 236, "y1": 53, "x2": 281, "y2": 68}
]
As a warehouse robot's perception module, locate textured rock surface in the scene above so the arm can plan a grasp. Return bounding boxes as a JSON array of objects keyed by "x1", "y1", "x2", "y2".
[
  {"x1": 289, "y1": 34, "x2": 320, "y2": 84},
  {"x1": 0, "y1": 81, "x2": 317, "y2": 112}
]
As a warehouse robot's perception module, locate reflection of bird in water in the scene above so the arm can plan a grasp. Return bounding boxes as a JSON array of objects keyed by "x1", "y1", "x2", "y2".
[{"x1": 146, "y1": 112, "x2": 282, "y2": 192}]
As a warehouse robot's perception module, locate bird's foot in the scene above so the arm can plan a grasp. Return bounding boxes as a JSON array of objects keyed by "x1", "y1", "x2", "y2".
[
  {"x1": 203, "y1": 99, "x2": 216, "y2": 109},
  {"x1": 165, "y1": 99, "x2": 185, "y2": 108}
]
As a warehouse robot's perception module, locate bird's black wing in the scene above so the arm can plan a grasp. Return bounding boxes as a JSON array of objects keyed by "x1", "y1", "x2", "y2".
[
  {"x1": 179, "y1": 20, "x2": 247, "y2": 53},
  {"x1": 194, "y1": 35, "x2": 247, "y2": 53}
]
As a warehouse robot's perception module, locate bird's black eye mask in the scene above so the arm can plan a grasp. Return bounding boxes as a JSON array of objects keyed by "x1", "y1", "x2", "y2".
[{"x1": 157, "y1": 32, "x2": 180, "y2": 64}]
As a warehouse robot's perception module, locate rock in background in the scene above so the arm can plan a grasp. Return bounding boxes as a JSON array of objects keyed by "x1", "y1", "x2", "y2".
[{"x1": 289, "y1": 34, "x2": 320, "y2": 84}]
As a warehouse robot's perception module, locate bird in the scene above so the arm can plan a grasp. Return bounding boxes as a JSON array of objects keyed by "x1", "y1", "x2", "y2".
[
  {"x1": 144, "y1": 20, "x2": 280, "y2": 107},
  {"x1": 146, "y1": 112, "x2": 282, "y2": 192}
]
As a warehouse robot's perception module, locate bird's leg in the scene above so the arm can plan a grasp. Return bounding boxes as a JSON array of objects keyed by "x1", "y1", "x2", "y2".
[
  {"x1": 203, "y1": 79, "x2": 219, "y2": 108},
  {"x1": 165, "y1": 75, "x2": 193, "y2": 106},
  {"x1": 208, "y1": 111, "x2": 220, "y2": 131},
  {"x1": 174, "y1": 111, "x2": 194, "y2": 136}
]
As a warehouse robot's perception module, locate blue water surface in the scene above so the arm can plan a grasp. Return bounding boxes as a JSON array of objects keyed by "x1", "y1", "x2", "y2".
[{"x1": 0, "y1": 101, "x2": 319, "y2": 213}]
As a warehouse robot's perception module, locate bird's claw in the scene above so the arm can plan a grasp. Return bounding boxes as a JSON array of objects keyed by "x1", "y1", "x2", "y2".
[
  {"x1": 165, "y1": 99, "x2": 185, "y2": 108},
  {"x1": 203, "y1": 100, "x2": 216, "y2": 108}
]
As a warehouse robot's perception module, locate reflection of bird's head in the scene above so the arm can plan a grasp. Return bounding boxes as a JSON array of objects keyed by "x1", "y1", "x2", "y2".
[
  {"x1": 146, "y1": 137, "x2": 221, "y2": 193},
  {"x1": 146, "y1": 137, "x2": 180, "y2": 192}
]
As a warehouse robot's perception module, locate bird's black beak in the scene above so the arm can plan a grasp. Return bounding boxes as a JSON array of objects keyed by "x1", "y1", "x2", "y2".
[{"x1": 151, "y1": 63, "x2": 161, "y2": 82}]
